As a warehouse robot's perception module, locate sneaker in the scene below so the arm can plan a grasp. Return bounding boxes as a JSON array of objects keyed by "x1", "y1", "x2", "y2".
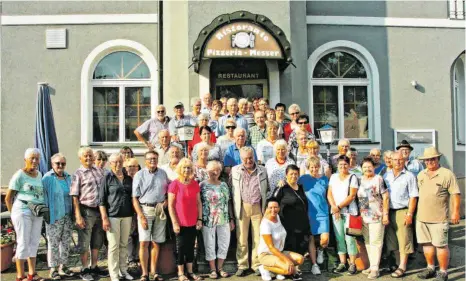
[
  {"x1": 59, "y1": 266, "x2": 74, "y2": 277},
  {"x1": 276, "y1": 275, "x2": 286, "y2": 280},
  {"x1": 292, "y1": 274, "x2": 303, "y2": 281},
  {"x1": 50, "y1": 270, "x2": 61, "y2": 280},
  {"x1": 368, "y1": 270, "x2": 380, "y2": 279},
  {"x1": 258, "y1": 265, "x2": 272, "y2": 281},
  {"x1": 418, "y1": 267, "x2": 436, "y2": 279},
  {"x1": 235, "y1": 269, "x2": 246, "y2": 277},
  {"x1": 434, "y1": 271, "x2": 448, "y2": 281},
  {"x1": 91, "y1": 266, "x2": 109, "y2": 278},
  {"x1": 120, "y1": 272, "x2": 134, "y2": 280},
  {"x1": 317, "y1": 249, "x2": 324, "y2": 264},
  {"x1": 311, "y1": 264, "x2": 321, "y2": 275},
  {"x1": 347, "y1": 264, "x2": 357, "y2": 275},
  {"x1": 333, "y1": 263, "x2": 347, "y2": 273},
  {"x1": 80, "y1": 268, "x2": 94, "y2": 281},
  {"x1": 362, "y1": 268, "x2": 371, "y2": 275},
  {"x1": 254, "y1": 268, "x2": 262, "y2": 276}
]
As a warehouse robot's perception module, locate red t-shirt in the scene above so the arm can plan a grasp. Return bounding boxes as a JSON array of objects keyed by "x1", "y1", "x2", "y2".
[
  {"x1": 187, "y1": 127, "x2": 217, "y2": 156},
  {"x1": 283, "y1": 123, "x2": 313, "y2": 141},
  {"x1": 168, "y1": 179, "x2": 200, "y2": 227}
]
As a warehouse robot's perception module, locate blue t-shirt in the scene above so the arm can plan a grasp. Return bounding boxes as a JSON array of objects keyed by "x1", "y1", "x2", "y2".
[
  {"x1": 223, "y1": 144, "x2": 257, "y2": 167},
  {"x1": 9, "y1": 170, "x2": 44, "y2": 209},
  {"x1": 299, "y1": 174, "x2": 329, "y2": 220},
  {"x1": 375, "y1": 164, "x2": 386, "y2": 175}
]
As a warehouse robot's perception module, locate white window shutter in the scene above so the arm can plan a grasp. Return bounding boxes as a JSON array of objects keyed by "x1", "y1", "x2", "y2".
[{"x1": 46, "y1": 28, "x2": 67, "y2": 49}]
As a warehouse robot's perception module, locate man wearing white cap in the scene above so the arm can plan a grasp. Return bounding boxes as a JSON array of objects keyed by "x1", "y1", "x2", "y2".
[
  {"x1": 416, "y1": 147, "x2": 461, "y2": 281},
  {"x1": 168, "y1": 102, "x2": 197, "y2": 143}
]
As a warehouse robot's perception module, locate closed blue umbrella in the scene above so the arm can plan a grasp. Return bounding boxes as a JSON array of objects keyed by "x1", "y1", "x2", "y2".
[{"x1": 35, "y1": 83, "x2": 59, "y2": 175}]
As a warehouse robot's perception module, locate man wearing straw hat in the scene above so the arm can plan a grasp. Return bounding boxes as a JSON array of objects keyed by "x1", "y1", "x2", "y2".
[{"x1": 416, "y1": 147, "x2": 461, "y2": 281}]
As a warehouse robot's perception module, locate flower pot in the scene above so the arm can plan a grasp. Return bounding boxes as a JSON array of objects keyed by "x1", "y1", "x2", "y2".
[
  {"x1": 157, "y1": 241, "x2": 176, "y2": 275},
  {"x1": 0, "y1": 242, "x2": 15, "y2": 272}
]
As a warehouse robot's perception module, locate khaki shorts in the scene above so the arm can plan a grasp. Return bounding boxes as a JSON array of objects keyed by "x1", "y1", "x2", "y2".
[
  {"x1": 138, "y1": 205, "x2": 167, "y2": 243},
  {"x1": 416, "y1": 221, "x2": 449, "y2": 247},
  {"x1": 385, "y1": 209, "x2": 414, "y2": 255},
  {"x1": 77, "y1": 206, "x2": 105, "y2": 253},
  {"x1": 259, "y1": 251, "x2": 291, "y2": 267}
]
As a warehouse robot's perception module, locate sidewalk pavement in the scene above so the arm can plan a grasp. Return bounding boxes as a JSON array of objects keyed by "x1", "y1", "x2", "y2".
[{"x1": 1, "y1": 221, "x2": 464, "y2": 281}]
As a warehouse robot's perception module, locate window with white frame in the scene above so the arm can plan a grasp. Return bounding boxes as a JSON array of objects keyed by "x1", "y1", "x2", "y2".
[
  {"x1": 312, "y1": 51, "x2": 370, "y2": 140},
  {"x1": 92, "y1": 51, "x2": 151, "y2": 143},
  {"x1": 453, "y1": 52, "x2": 465, "y2": 145}
]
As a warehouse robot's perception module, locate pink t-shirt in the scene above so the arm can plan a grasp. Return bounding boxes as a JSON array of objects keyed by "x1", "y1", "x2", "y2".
[{"x1": 168, "y1": 179, "x2": 200, "y2": 227}]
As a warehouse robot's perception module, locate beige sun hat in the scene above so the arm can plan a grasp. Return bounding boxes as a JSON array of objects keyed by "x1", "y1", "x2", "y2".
[{"x1": 418, "y1": 146, "x2": 442, "y2": 160}]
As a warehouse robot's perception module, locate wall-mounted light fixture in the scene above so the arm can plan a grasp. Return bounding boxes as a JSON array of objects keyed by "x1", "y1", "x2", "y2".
[{"x1": 411, "y1": 80, "x2": 418, "y2": 88}]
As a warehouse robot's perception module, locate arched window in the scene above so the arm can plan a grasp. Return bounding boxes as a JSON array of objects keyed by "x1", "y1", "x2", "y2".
[
  {"x1": 311, "y1": 51, "x2": 370, "y2": 140},
  {"x1": 453, "y1": 52, "x2": 465, "y2": 148}
]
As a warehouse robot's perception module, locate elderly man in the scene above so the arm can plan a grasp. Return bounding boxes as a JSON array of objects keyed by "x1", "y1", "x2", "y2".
[
  {"x1": 383, "y1": 151, "x2": 419, "y2": 278},
  {"x1": 200, "y1": 92, "x2": 213, "y2": 114},
  {"x1": 70, "y1": 147, "x2": 108, "y2": 281},
  {"x1": 168, "y1": 102, "x2": 197, "y2": 143},
  {"x1": 224, "y1": 128, "x2": 257, "y2": 174},
  {"x1": 397, "y1": 140, "x2": 424, "y2": 177},
  {"x1": 331, "y1": 138, "x2": 351, "y2": 170},
  {"x1": 369, "y1": 148, "x2": 386, "y2": 175},
  {"x1": 160, "y1": 145, "x2": 183, "y2": 181},
  {"x1": 188, "y1": 98, "x2": 202, "y2": 119},
  {"x1": 415, "y1": 147, "x2": 461, "y2": 281},
  {"x1": 154, "y1": 129, "x2": 172, "y2": 166},
  {"x1": 230, "y1": 147, "x2": 269, "y2": 277},
  {"x1": 218, "y1": 98, "x2": 249, "y2": 135},
  {"x1": 247, "y1": 110, "x2": 266, "y2": 149},
  {"x1": 132, "y1": 151, "x2": 170, "y2": 281},
  {"x1": 239, "y1": 98, "x2": 255, "y2": 128},
  {"x1": 134, "y1": 105, "x2": 170, "y2": 150}
]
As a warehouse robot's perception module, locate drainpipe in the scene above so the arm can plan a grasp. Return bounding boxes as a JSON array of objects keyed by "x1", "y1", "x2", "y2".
[{"x1": 158, "y1": 0, "x2": 164, "y2": 104}]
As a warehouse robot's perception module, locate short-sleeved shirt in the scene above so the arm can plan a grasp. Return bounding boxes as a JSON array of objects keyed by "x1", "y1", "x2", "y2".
[
  {"x1": 256, "y1": 139, "x2": 275, "y2": 165},
  {"x1": 194, "y1": 165, "x2": 209, "y2": 183},
  {"x1": 99, "y1": 170, "x2": 134, "y2": 217},
  {"x1": 299, "y1": 174, "x2": 329, "y2": 221},
  {"x1": 192, "y1": 143, "x2": 223, "y2": 163},
  {"x1": 300, "y1": 155, "x2": 329, "y2": 177},
  {"x1": 406, "y1": 158, "x2": 424, "y2": 177},
  {"x1": 248, "y1": 126, "x2": 267, "y2": 149},
  {"x1": 168, "y1": 115, "x2": 197, "y2": 136},
  {"x1": 135, "y1": 117, "x2": 170, "y2": 146},
  {"x1": 218, "y1": 113, "x2": 249, "y2": 136},
  {"x1": 375, "y1": 164, "x2": 386, "y2": 175},
  {"x1": 265, "y1": 158, "x2": 295, "y2": 197},
  {"x1": 329, "y1": 173, "x2": 359, "y2": 215},
  {"x1": 168, "y1": 179, "x2": 200, "y2": 227},
  {"x1": 200, "y1": 181, "x2": 230, "y2": 227},
  {"x1": 357, "y1": 175, "x2": 387, "y2": 223},
  {"x1": 217, "y1": 136, "x2": 235, "y2": 156},
  {"x1": 160, "y1": 164, "x2": 178, "y2": 181},
  {"x1": 9, "y1": 170, "x2": 45, "y2": 209},
  {"x1": 257, "y1": 216, "x2": 287, "y2": 255},
  {"x1": 155, "y1": 145, "x2": 171, "y2": 166},
  {"x1": 274, "y1": 184, "x2": 310, "y2": 235},
  {"x1": 132, "y1": 168, "x2": 170, "y2": 204},
  {"x1": 417, "y1": 167, "x2": 461, "y2": 223},
  {"x1": 223, "y1": 144, "x2": 257, "y2": 167},
  {"x1": 349, "y1": 166, "x2": 363, "y2": 178},
  {"x1": 383, "y1": 169, "x2": 419, "y2": 209},
  {"x1": 70, "y1": 166, "x2": 105, "y2": 208}
]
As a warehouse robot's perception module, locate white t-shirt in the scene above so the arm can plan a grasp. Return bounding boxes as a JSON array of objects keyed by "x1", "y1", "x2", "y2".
[
  {"x1": 257, "y1": 216, "x2": 287, "y2": 255},
  {"x1": 256, "y1": 139, "x2": 274, "y2": 164},
  {"x1": 329, "y1": 173, "x2": 359, "y2": 215},
  {"x1": 160, "y1": 164, "x2": 178, "y2": 181}
]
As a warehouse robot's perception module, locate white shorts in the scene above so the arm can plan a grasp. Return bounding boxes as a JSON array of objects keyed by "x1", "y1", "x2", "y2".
[{"x1": 138, "y1": 205, "x2": 167, "y2": 243}]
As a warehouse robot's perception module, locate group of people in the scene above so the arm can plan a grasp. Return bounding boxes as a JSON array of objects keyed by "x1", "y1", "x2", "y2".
[{"x1": 4, "y1": 94, "x2": 461, "y2": 281}]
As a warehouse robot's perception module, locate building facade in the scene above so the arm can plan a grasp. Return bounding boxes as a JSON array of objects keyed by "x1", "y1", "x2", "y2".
[{"x1": 1, "y1": 0, "x2": 465, "y2": 186}]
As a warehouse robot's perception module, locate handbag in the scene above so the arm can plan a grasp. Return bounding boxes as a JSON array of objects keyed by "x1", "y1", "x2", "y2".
[
  {"x1": 20, "y1": 199, "x2": 51, "y2": 224},
  {"x1": 344, "y1": 174, "x2": 363, "y2": 237}
]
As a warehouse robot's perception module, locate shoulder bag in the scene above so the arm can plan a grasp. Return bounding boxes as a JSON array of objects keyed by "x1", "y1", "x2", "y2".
[{"x1": 345, "y1": 174, "x2": 363, "y2": 237}]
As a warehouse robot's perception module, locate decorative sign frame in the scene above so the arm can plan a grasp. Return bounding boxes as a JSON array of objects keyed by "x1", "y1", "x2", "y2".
[{"x1": 394, "y1": 129, "x2": 436, "y2": 158}]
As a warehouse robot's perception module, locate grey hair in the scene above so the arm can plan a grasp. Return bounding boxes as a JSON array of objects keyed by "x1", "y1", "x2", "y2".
[
  {"x1": 295, "y1": 128, "x2": 308, "y2": 137},
  {"x1": 227, "y1": 98, "x2": 238, "y2": 105},
  {"x1": 273, "y1": 139, "x2": 288, "y2": 153},
  {"x1": 383, "y1": 150, "x2": 393, "y2": 158},
  {"x1": 198, "y1": 113, "x2": 210, "y2": 121},
  {"x1": 108, "y1": 152, "x2": 123, "y2": 162},
  {"x1": 338, "y1": 138, "x2": 350, "y2": 147},
  {"x1": 24, "y1": 148, "x2": 41, "y2": 159},
  {"x1": 288, "y1": 104, "x2": 301, "y2": 113},
  {"x1": 51, "y1": 153, "x2": 66, "y2": 162},
  {"x1": 206, "y1": 160, "x2": 222, "y2": 171},
  {"x1": 158, "y1": 129, "x2": 170, "y2": 137},
  {"x1": 238, "y1": 98, "x2": 248, "y2": 105},
  {"x1": 225, "y1": 118, "x2": 237, "y2": 126},
  {"x1": 233, "y1": 127, "x2": 246, "y2": 136},
  {"x1": 370, "y1": 148, "x2": 381, "y2": 155},
  {"x1": 265, "y1": 120, "x2": 279, "y2": 128},
  {"x1": 239, "y1": 146, "x2": 255, "y2": 156},
  {"x1": 196, "y1": 142, "x2": 210, "y2": 153},
  {"x1": 191, "y1": 97, "x2": 201, "y2": 105},
  {"x1": 78, "y1": 147, "x2": 93, "y2": 158}
]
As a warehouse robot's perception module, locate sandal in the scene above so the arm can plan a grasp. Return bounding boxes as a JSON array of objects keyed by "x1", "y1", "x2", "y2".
[
  {"x1": 218, "y1": 269, "x2": 229, "y2": 278},
  {"x1": 209, "y1": 270, "x2": 218, "y2": 279},
  {"x1": 16, "y1": 276, "x2": 26, "y2": 281},
  {"x1": 28, "y1": 274, "x2": 45, "y2": 281},
  {"x1": 140, "y1": 275, "x2": 150, "y2": 281},
  {"x1": 178, "y1": 274, "x2": 189, "y2": 281},
  {"x1": 391, "y1": 268, "x2": 406, "y2": 278},
  {"x1": 152, "y1": 273, "x2": 164, "y2": 281},
  {"x1": 187, "y1": 272, "x2": 203, "y2": 281}
]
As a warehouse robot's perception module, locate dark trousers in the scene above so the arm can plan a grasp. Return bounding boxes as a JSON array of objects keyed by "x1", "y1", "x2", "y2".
[
  {"x1": 175, "y1": 226, "x2": 197, "y2": 265},
  {"x1": 284, "y1": 231, "x2": 308, "y2": 255}
]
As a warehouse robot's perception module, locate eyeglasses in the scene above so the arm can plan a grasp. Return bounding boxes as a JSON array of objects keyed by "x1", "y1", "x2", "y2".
[
  {"x1": 96, "y1": 158, "x2": 107, "y2": 161},
  {"x1": 157, "y1": 110, "x2": 165, "y2": 113},
  {"x1": 54, "y1": 162, "x2": 66, "y2": 166},
  {"x1": 298, "y1": 121, "x2": 308, "y2": 125},
  {"x1": 127, "y1": 165, "x2": 139, "y2": 168},
  {"x1": 290, "y1": 112, "x2": 300, "y2": 115},
  {"x1": 226, "y1": 126, "x2": 236, "y2": 130},
  {"x1": 146, "y1": 158, "x2": 158, "y2": 161}
]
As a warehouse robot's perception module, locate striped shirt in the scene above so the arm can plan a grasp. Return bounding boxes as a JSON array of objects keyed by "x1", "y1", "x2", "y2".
[{"x1": 70, "y1": 166, "x2": 105, "y2": 208}]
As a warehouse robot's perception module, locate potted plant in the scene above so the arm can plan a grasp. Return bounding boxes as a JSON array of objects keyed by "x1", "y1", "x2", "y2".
[{"x1": 1, "y1": 227, "x2": 15, "y2": 272}]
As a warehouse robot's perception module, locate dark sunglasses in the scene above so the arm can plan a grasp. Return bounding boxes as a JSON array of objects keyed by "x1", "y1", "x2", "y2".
[
  {"x1": 290, "y1": 112, "x2": 300, "y2": 115},
  {"x1": 226, "y1": 126, "x2": 236, "y2": 129},
  {"x1": 298, "y1": 121, "x2": 308, "y2": 125},
  {"x1": 157, "y1": 110, "x2": 165, "y2": 113},
  {"x1": 54, "y1": 162, "x2": 66, "y2": 166}
]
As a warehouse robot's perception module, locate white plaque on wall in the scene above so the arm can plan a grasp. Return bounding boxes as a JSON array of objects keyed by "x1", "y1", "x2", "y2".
[{"x1": 394, "y1": 129, "x2": 436, "y2": 158}]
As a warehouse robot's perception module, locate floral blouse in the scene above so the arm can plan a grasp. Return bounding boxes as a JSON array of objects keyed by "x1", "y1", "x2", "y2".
[
  {"x1": 357, "y1": 175, "x2": 387, "y2": 224},
  {"x1": 194, "y1": 164, "x2": 209, "y2": 183},
  {"x1": 265, "y1": 157, "x2": 296, "y2": 198},
  {"x1": 199, "y1": 181, "x2": 230, "y2": 227}
]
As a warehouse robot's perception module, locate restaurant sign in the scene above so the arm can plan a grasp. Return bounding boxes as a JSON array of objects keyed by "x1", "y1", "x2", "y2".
[{"x1": 204, "y1": 22, "x2": 283, "y2": 59}]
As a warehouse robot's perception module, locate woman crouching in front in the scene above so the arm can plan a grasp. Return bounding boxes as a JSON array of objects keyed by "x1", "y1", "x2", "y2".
[{"x1": 257, "y1": 198, "x2": 304, "y2": 281}]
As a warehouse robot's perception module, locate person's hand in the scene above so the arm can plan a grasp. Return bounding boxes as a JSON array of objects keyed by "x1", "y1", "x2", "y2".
[
  {"x1": 404, "y1": 214, "x2": 413, "y2": 226},
  {"x1": 173, "y1": 222, "x2": 180, "y2": 234},
  {"x1": 172, "y1": 135, "x2": 180, "y2": 142},
  {"x1": 277, "y1": 180, "x2": 285, "y2": 188},
  {"x1": 102, "y1": 218, "x2": 111, "y2": 232},
  {"x1": 331, "y1": 205, "x2": 340, "y2": 215},
  {"x1": 75, "y1": 215, "x2": 86, "y2": 229},
  {"x1": 333, "y1": 211, "x2": 341, "y2": 221},
  {"x1": 382, "y1": 214, "x2": 389, "y2": 226},
  {"x1": 286, "y1": 261, "x2": 295, "y2": 275},
  {"x1": 162, "y1": 200, "x2": 168, "y2": 208},
  {"x1": 139, "y1": 215, "x2": 148, "y2": 230},
  {"x1": 230, "y1": 220, "x2": 235, "y2": 231},
  {"x1": 451, "y1": 212, "x2": 460, "y2": 225},
  {"x1": 146, "y1": 142, "x2": 155, "y2": 151},
  {"x1": 196, "y1": 220, "x2": 203, "y2": 230}
]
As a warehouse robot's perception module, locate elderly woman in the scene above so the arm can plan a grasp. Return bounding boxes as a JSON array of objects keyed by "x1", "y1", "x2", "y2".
[
  {"x1": 5, "y1": 148, "x2": 46, "y2": 281},
  {"x1": 257, "y1": 121, "x2": 280, "y2": 165},
  {"x1": 287, "y1": 115, "x2": 315, "y2": 151},
  {"x1": 347, "y1": 148, "x2": 362, "y2": 178},
  {"x1": 331, "y1": 139, "x2": 351, "y2": 170},
  {"x1": 239, "y1": 98, "x2": 255, "y2": 128},
  {"x1": 327, "y1": 155, "x2": 359, "y2": 274},
  {"x1": 124, "y1": 158, "x2": 140, "y2": 178},
  {"x1": 380, "y1": 150, "x2": 393, "y2": 175},
  {"x1": 257, "y1": 198, "x2": 304, "y2": 281},
  {"x1": 357, "y1": 157, "x2": 389, "y2": 279},
  {"x1": 99, "y1": 153, "x2": 134, "y2": 281},
  {"x1": 194, "y1": 143, "x2": 210, "y2": 183},
  {"x1": 266, "y1": 108, "x2": 276, "y2": 122},
  {"x1": 168, "y1": 158, "x2": 203, "y2": 281},
  {"x1": 161, "y1": 145, "x2": 183, "y2": 181},
  {"x1": 299, "y1": 140, "x2": 331, "y2": 178},
  {"x1": 258, "y1": 99, "x2": 269, "y2": 112},
  {"x1": 274, "y1": 165, "x2": 310, "y2": 257},
  {"x1": 188, "y1": 114, "x2": 217, "y2": 157},
  {"x1": 43, "y1": 153, "x2": 74, "y2": 279},
  {"x1": 200, "y1": 161, "x2": 235, "y2": 279},
  {"x1": 209, "y1": 100, "x2": 222, "y2": 136},
  {"x1": 265, "y1": 140, "x2": 295, "y2": 198},
  {"x1": 220, "y1": 97, "x2": 229, "y2": 115},
  {"x1": 216, "y1": 118, "x2": 237, "y2": 155},
  {"x1": 124, "y1": 157, "x2": 140, "y2": 267},
  {"x1": 298, "y1": 156, "x2": 330, "y2": 275},
  {"x1": 288, "y1": 129, "x2": 309, "y2": 169},
  {"x1": 94, "y1": 150, "x2": 108, "y2": 169},
  {"x1": 192, "y1": 126, "x2": 223, "y2": 163},
  {"x1": 283, "y1": 105, "x2": 312, "y2": 141}
]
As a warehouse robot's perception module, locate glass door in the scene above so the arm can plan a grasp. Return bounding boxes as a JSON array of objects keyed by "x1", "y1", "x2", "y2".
[{"x1": 214, "y1": 79, "x2": 268, "y2": 100}]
